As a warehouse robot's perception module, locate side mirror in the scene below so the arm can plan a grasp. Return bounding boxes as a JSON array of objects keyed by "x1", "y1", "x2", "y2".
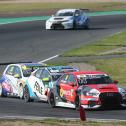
[
  {"x1": 114, "y1": 80, "x2": 118, "y2": 84},
  {"x1": 42, "y1": 77, "x2": 51, "y2": 82},
  {"x1": 14, "y1": 74, "x2": 21, "y2": 79},
  {"x1": 68, "y1": 82, "x2": 75, "y2": 86}
]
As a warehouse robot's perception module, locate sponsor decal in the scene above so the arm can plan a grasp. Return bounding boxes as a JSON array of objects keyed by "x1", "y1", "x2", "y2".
[
  {"x1": 34, "y1": 81, "x2": 43, "y2": 95},
  {"x1": 60, "y1": 88, "x2": 74, "y2": 97}
]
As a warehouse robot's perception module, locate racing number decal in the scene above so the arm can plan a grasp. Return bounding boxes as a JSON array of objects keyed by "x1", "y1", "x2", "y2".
[{"x1": 34, "y1": 81, "x2": 43, "y2": 95}]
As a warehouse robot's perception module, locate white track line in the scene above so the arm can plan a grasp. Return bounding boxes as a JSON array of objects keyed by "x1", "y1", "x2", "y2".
[{"x1": 38, "y1": 55, "x2": 59, "y2": 63}]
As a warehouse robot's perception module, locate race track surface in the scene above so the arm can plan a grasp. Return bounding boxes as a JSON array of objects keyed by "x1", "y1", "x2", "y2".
[{"x1": 0, "y1": 14, "x2": 126, "y2": 120}]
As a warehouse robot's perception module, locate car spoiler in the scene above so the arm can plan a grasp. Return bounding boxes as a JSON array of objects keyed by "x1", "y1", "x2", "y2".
[
  {"x1": 0, "y1": 61, "x2": 32, "y2": 65},
  {"x1": 80, "y1": 9, "x2": 90, "y2": 12}
]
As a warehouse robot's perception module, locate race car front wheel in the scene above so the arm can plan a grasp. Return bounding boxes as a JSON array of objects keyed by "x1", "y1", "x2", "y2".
[
  {"x1": 24, "y1": 86, "x2": 33, "y2": 102},
  {"x1": 73, "y1": 21, "x2": 77, "y2": 30},
  {"x1": 48, "y1": 92, "x2": 56, "y2": 108}
]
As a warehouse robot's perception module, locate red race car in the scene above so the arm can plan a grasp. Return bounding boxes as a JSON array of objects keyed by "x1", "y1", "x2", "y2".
[{"x1": 48, "y1": 71, "x2": 126, "y2": 109}]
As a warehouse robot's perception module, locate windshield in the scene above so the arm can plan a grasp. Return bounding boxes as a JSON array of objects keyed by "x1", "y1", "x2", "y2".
[
  {"x1": 77, "y1": 74, "x2": 113, "y2": 85},
  {"x1": 52, "y1": 74, "x2": 62, "y2": 81},
  {"x1": 55, "y1": 11, "x2": 74, "y2": 16},
  {"x1": 22, "y1": 66, "x2": 43, "y2": 77}
]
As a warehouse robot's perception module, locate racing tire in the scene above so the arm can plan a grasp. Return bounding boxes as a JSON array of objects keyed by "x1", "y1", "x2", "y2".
[
  {"x1": 73, "y1": 21, "x2": 77, "y2": 30},
  {"x1": 75, "y1": 95, "x2": 80, "y2": 110},
  {"x1": 24, "y1": 86, "x2": 33, "y2": 102},
  {"x1": 84, "y1": 19, "x2": 89, "y2": 29},
  {"x1": 0, "y1": 84, "x2": 2, "y2": 97},
  {"x1": 48, "y1": 92, "x2": 56, "y2": 108},
  {"x1": 19, "y1": 84, "x2": 24, "y2": 99}
]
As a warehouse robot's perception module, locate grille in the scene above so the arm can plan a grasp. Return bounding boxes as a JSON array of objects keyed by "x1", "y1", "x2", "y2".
[
  {"x1": 99, "y1": 92, "x2": 122, "y2": 107},
  {"x1": 51, "y1": 23, "x2": 64, "y2": 29}
]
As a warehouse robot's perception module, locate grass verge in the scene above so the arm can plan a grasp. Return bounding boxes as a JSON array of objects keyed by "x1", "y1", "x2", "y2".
[
  {"x1": 0, "y1": 119, "x2": 126, "y2": 126},
  {"x1": 60, "y1": 31, "x2": 126, "y2": 87},
  {"x1": 62, "y1": 31, "x2": 126, "y2": 57},
  {"x1": 87, "y1": 58, "x2": 126, "y2": 86},
  {"x1": 0, "y1": 2, "x2": 126, "y2": 13}
]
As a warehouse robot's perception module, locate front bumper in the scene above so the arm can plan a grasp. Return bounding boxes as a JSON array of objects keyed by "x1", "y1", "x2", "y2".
[
  {"x1": 46, "y1": 21, "x2": 73, "y2": 29},
  {"x1": 81, "y1": 92, "x2": 123, "y2": 109}
]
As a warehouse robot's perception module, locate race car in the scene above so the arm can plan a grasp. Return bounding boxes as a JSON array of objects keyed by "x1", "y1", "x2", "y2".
[
  {"x1": 45, "y1": 9, "x2": 89, "y2": 30},
  {"x1": 23, "y1": 66, "x2": 78, "y2": 102},
  {"x1": 0, "y1": 63, "x2": 46, "y2": 98},
  {"x1": 48, "y1": 71, "x2": 126, "y2": 109}
]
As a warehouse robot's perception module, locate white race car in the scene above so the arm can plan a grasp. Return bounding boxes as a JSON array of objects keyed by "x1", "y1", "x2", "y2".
[
  {"x1": 23, "y1": 66, "x2": 78, "y2": 102},
  {"x1": 45, "y1": 9, "x2": 89, "y2": 30},
  {"x1": 0, "y1": 63, "x2": 46, "y2": 98}
]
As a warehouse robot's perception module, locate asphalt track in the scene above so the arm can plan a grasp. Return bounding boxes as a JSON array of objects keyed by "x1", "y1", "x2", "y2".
[{"x1": 0, "y1": 14, "x2": 126, "y2": 120}]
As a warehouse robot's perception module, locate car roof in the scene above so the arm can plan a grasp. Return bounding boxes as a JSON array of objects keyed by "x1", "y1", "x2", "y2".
[
  {"x1": 67, "y1": 71, "x2": 107, "y2": 75},
  {"x1": 57, "y1": 9, "x2": 77, "y2": 13},
  {"x1": 9, "y1": 63, "x2": 46, "y2": 67},
  {"x1": 47, "y1": 66, "x2": 78, "y2": 73}
]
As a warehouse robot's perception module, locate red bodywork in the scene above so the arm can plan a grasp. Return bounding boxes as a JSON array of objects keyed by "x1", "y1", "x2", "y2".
[{"x1": 58, "y1": 71, "x2": 122, "y2": 108}]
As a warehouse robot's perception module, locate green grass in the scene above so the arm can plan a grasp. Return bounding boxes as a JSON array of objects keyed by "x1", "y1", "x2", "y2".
[
  {"x1": 60, "y1": 31, "x2": 126, "y2": 87},
  {"x1": 87, "y1": 58, "x2": 126, "y2": 87},
  {"x1": 62, "y1": 31, "x2": 126, "y2": 57},
  {"x1": 0, "y1": 119, "x2": 126, "y2": 126},
  {"x1": 0, "y1": 2, "x2": 126, "y2": 13}
]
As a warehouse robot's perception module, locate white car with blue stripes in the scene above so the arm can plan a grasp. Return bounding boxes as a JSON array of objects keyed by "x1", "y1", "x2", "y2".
[
  {"x1": 46, "y1": 9, "x2": 89, "y2": 30},
  {"x1": 23, "y1": 66, "x2": 78, "y2": 102}
]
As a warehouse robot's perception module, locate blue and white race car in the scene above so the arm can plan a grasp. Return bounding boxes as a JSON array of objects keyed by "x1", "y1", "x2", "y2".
[
  {"x1": 23, "y1": 66, "x2": 78, "y2": 102},
  {"x1": 45, "y1": 9, "x2": 89, "y2": 30},
  {"x1": 0, "y1": 63, "x2": 46, "y2": 98}
]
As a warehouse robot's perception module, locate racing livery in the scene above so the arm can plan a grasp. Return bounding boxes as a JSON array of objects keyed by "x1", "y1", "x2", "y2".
[
  {"x1": 24, "y1": 66, "x2": 78, "y2": 102},
  {"x1": 45, "y1": 9, "x2": 89, "y2": 30},
  {"x1": 48, "y1": 71, "x2": 126, "y2": 109},
  {"x1": 0, "y1": 63, "x2": 46, "y2": 98}
]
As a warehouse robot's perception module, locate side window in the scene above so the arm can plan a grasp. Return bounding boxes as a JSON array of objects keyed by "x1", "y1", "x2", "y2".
[
  {"x1": 75, "y1": 10, "x2": 80, "y2": 17},
  {"x1": 34, "y1": 69, "x2": 43, "y2": 79},
  {"x1": 13, "y1": 66, "x2": 22, "y2": 77},
  {"x1": 67, "y1": 74, "x2": 76, "y2": 85},
  {"x1": 5, "y1": 66, "x2": 15, "y2": 75},
  {"x1": 41, "y1": 69, "x2": 50, "y2": 79},
  {"x1": 60, "y1": 74, "x2": 69, "y2": 84}
]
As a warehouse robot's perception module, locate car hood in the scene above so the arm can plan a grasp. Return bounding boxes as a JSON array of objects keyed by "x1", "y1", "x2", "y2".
[
  {"x1": 87, "y1": 84, "x2": 119, "y2": 93},
  {"x1": 48, "y1": 16, "x2": 73, "y2": 22}
]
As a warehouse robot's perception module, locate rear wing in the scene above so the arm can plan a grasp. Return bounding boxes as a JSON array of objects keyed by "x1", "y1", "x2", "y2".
[
  {"x1": 0, "y1": 61, "x2": 32, "y2": 66},
  {"x1": 80, "y1": 9, "x2": 90, "y2": 12}
]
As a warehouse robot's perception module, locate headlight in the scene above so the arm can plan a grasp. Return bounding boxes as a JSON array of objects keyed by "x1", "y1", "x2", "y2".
[
  {"x1": 119, "y1": 87, "x2": 126, "y2": 97},
  {"x1": 86, "y1": 92, "x2": 99, "y2": 96},
  {"x1": 61, "y1": 20, "x2": 69, "y2": 22},
  {"x1": 86, "y1": 89, "x2": 100, "y2": 97}
]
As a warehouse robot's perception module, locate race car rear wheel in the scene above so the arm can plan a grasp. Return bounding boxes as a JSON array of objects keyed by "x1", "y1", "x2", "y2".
[
  {"x1": 75, "y1": 95, "x2": 80, "y2": 110},
  {"x1": 24, "y1": 86, "x2": 33, "y2": 102},
  {"x1": 0, "y1": 85, "x2": 2, "y2": 97},
  {"x1": 48, "y1": 92, "x2": 55, "y2": 108}
]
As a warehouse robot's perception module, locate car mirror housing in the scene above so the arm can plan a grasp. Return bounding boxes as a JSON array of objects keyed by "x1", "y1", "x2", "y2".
[
  {"x1": 14, "y1": 74, "x2": 21, "y2": 79},
  {"x1": 42, "y1": 77, "x2": 51, "y2": 82},
  {"x1": 114, "y1": 80, "x2": 119, "y2": 84},
  {"x1": 69, "y1": 82, "x2": 75, "y2": 86}
]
